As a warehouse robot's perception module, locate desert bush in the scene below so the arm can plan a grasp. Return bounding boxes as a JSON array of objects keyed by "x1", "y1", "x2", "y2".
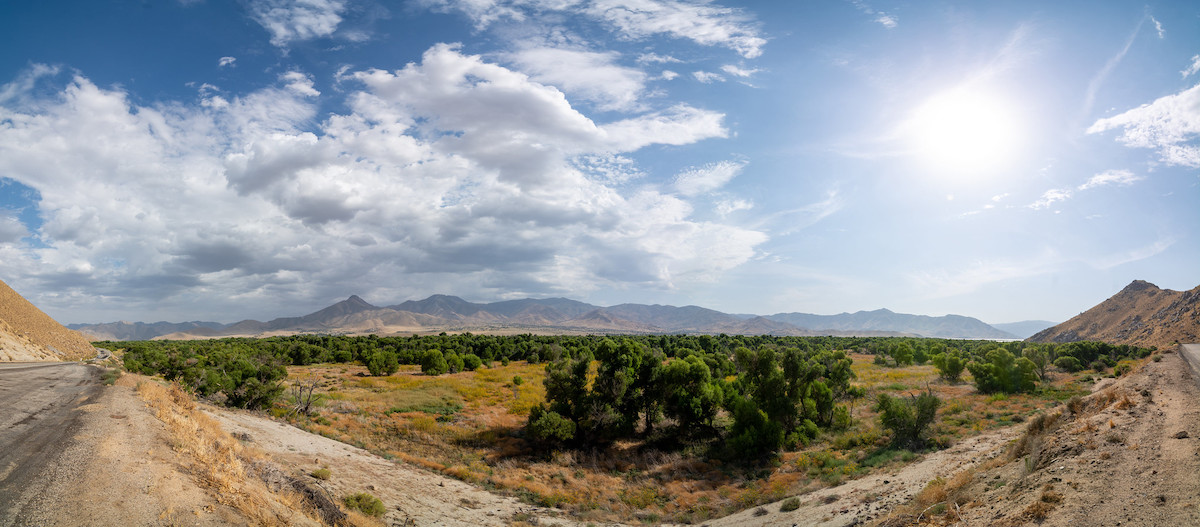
[
  {"x1": 420, "y1": 349, "x2": 449, "y2": 376},
  {"x1": 780, "y1": 497, "x2": 801, "y2": 512},
  {"x1": 311, "y1": 468, "x2": 331, "y2": 480},
  {"x1": 931, "y1": 351, "x2": 967, "y2": 383},
  {"x1": 462, "y1": 353, "x2": 483, "y2": 371},
  {"x1": 365, "y1": 350, "x2": 399, "y2": 376},
  {"x1": 875, "y1": 389, "x2": 941, "y2": 449},
  {"x1": 526, "y1": 404, "x2": 576, "y2": 444},
  {"x1": 1053, "y1": 356, "x2": 1082, "y2": 372},
  {"x1": 343, "y1": 492, "x2": 385, "y2": 517},
  {"x1": 967, "y1": 349, "x2": 1037, "y2": 394},
  {"x1": 101, "y1": 368, "x2": 122, "y2": 385}
]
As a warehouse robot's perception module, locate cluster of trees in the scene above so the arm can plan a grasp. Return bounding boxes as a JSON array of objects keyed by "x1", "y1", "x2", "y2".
[
  {"x1": 122, "y1": 340, "x2": 286, "y2": 409},
  {"x1": 527, "y1": 338, "x2": 856, "y2": 457}
]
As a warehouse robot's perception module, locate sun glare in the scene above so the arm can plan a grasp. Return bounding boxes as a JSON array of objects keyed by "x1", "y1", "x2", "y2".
[{"x1": 907, "y1": 87, "x2": 1023, "y2": 175}]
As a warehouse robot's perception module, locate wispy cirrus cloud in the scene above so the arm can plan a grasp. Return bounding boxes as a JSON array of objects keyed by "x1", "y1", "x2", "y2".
[
  {"x1": 1092, "y1": 237, "x2": 1175, "y2": 270},
  {"x1": 1078, "y1": 169, "x2": 1142, "y2": 190},
  {"x1": 1183, "y1": 55, "x2": 1200, "y2": 79},
  {"x1": 1029, "y1": 188, "x2": 1072, "y2": 210},
  {"x1": 1088, "y1": 83, "x2": 1200, "y2": 167}
]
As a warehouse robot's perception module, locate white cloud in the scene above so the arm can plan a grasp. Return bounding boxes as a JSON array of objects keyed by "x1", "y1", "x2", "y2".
[
  {"x1": 1029, "y1": 188, "x2": 1071, "y2": 210},
  {"x1": 692, "y1": 70, "x2": 725, "y2": 83},
  {"x1": 720, "y1": 64, "x2": 758, "y2": 77},
  {"x1": 637, "y1": 52, "x2": 682, "y2": 64},
  {"x1": 218, "y1": 56, "x2": 237, "y2": 68},
  {"x1": 1182, "y1": 55, "x2": 1200, "y2": 79},
  {"x1": 506, "y1": 46, "x2": 646, "y2": 111},
  {"x1": 247, "y1": 0, "x2": 347, "y2": 47},
  {"x1": 991, "y1": 193, "x2": 1009, "y2": 202},
  {"x1": 0, "y1": 210, "x2": 27, "y2": 243},
  {"x1": 280, "y1": 71, "x2": 320, "y2": 97},
  {"x1": 659, "y1": 70, "x2": 679, "y2": 81},
  {"x1": 674, "y1": 160, "x2": 745, "y2": 196},
  {"x1": 0, "y1": 49, "x2": 758, "y2": 320},
  {"x1": 585, "y1": 0, "x2": 765, "y2": 58},
  {"x1": 422, "y1": 0, "x2": 765, "y2": 58},
  {"x1": 1151, "y1": 16, "x2": 1164, "y2": 38},
  {"x1": 715, "y1": 198, "x2": 752, "y2": 216},
  {"x1": 1078, "y1": 169, "x2": 1142, "y2": 190},
  {"x1": 1088, "y1": 83, "x2": 1200, "y2": 167},
  {"x1": 849, "y1": 0, "x2": 897, "y2": 29}
]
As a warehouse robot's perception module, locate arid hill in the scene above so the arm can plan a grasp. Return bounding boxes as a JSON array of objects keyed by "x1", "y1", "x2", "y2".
[
  {"x1": 1029, "y1": 280, "x2": 1200, "y2": 348},
  {"x1": 0, "y1": 278, "x2": 94, "y2": 361},
  {"x1": 76, "y1": 294, "x2": 1017, "y2": 340}
]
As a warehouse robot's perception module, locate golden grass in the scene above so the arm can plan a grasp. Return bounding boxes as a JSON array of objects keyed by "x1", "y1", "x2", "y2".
[
  {"x1": 137, "y1": 379, "x2": 376, "y2": 527},
  {"x1": 273, "y1": 355, "x2": 1107, "y2": 524}
]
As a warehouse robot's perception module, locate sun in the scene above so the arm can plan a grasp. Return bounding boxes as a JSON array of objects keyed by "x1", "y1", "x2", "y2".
[{"x1": 906, "y1": 87, "x2": 1023, "y2": 175}]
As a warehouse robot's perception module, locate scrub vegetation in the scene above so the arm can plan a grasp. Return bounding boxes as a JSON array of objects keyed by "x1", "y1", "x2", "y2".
[{"x1": 107, "y1": 334, "x2": 1152, "y2": 524}]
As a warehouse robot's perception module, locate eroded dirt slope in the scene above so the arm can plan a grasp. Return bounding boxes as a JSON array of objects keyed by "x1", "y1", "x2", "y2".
[
  {"x1": 0, "y1": 278, "x2": 94, "y2": 361},
  {"x1": 1030, "y1": 280, "x2": 1200, "y2": 349}
]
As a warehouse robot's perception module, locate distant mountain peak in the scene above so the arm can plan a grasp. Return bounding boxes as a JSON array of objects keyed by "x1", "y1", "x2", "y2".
[{"x1": 1121, "y1": 280, "x2": 1159, "y2": 293}]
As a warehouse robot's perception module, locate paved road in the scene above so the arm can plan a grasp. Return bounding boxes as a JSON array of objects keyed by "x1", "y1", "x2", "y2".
[
  {"x1": 1181, "y1": 344, "x2": 1200, "y2": 389},
  {"x1": 0, "y1": 362, "x2": 101, "y2": 525}
]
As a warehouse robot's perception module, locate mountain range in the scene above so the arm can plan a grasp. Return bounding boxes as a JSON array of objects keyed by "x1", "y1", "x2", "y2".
[
  {"x1": 70, "y1": 294, "x2": 1033, "y2": 341},
  {"x1": 1029, "y1": 280, "x2": 1200, "y2": 349}
]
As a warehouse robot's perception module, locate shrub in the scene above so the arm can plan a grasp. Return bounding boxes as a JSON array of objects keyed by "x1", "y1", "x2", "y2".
[
  {"x1": 512, "y1": 375, "x2": 524, "y2": 386},
  {"x1": 365, "y1": 350, "x2": 399, "y2": 376},
  {"x1": 311, "y1": 468, "x2": 331, "y2": 480},
  {"x1": 1053, "y1": 356, "x2": 1082, "y2": 372},
  {"x1": 967, "y1": 349, "x2": 1037, "y2": 394},
  {"x1": 420, "y1": 349, "x2": 449, "y2": 376},
  {"x1": 875, "y1": 389, "x2": 941, "y2": 449},
  {"x1": 343, "y1": 492, "x2": 386, "y2": 517},
  {"x1": 780, "y1": 497, "x2": 801, "y2": 512},
  {"x1": 462, "y1": 353, "x2": 483, "y2": 371},
  {"x1": 526, "y1": 404, "x2": 576, "y2": 444},
  {"x1": 1090, "y1": 360, "x2": 1107, "y2": 373},
  {"x1": 932, "y1": 351, "x2": 967, "y2": 383}
]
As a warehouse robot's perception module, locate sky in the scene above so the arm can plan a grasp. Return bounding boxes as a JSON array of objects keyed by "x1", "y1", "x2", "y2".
[{"x1": 0, "y1": 0, "x2": 1197, "y2": 326}]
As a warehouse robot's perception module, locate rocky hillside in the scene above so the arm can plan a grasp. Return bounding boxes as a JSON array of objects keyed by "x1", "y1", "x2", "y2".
[
  {"x1": 1029, "y1": 280, "x2": 1200, "y2": 348},
  {"x1": 0, "y1": 278, "x2": 95, "y2": 361}
]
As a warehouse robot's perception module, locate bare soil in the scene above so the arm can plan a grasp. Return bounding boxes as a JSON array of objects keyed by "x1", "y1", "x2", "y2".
[{"x1": 209, "y1": 407, "x2": 592, "y2": 526}]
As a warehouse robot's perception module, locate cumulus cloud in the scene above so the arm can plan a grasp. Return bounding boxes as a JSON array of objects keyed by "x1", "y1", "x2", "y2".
[
  {"x1": 1087, "y1": 83, "x2": 1200, "y2": 167},
  {"x1": 1078, "y1": 169, "x2": 1142, "y2": 190},
  {"x1": 0, "y1": 51, "x2": 760, "y2": 320},
  {"x1": 637, "y1": 52, "x2": 682, "y2": 64},
  {"x1": 692, "y1": 70, "x2": 725, "y2": 83},
  {"x1": 506, "y1": 46, "x2": 646, "y2": 111},
  {"x1": 218, "y1": 56, "x2": 237, "y2": 68},
  {"x1": 659, "y1": 70, "x2": 679, "y2": 81},
  {"x1": 0, "y1": 210, "x2": 27, "y2": 243},
  {"x1": 674, "y1": 160, "x2": 745, "y2": 196},
  {"x1": 247, "y1": 0, "x2": 347, "y2": 47}
]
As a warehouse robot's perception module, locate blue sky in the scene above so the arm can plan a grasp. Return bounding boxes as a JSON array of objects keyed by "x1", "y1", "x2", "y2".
[{"x1": 0, "y1": 0, "x2": 1197, "y2": 325}]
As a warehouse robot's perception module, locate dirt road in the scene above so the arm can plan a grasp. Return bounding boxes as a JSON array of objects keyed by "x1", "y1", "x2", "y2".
[{"x1": 0, "y1": 362, "x2": 101, "y2": 525}]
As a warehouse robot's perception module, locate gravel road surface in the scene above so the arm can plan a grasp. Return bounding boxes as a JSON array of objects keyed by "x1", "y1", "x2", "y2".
[{"x1": 0, "y1": 362, "x2": 100, "y2": 526}]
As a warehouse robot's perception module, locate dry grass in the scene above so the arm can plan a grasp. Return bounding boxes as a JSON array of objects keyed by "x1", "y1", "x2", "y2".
[
  {"x1": 137, "y1": 380, "x2": 377, "y2": 527},
  {"x1": 272, "y1": 355, "x2": 1105, "y2": 524}
]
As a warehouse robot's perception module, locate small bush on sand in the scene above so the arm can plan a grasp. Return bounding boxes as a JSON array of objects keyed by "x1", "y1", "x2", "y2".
[
  {"x1": 343, "y1": 492, "x2": 386, "y2": 517},
  {"x1": 311, "y1": 468, "x2": 331, "y2": 480},
  {"x1": 780, "y1": 497, "x2": 801, "y2": 512}
]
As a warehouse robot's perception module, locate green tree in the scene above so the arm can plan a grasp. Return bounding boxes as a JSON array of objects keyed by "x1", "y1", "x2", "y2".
[
  {"x1": 526, "y1": 404, "x2": 576, "y2": 444},
  {"x1": 875, "y1": 389, "x2": 941, "y2": 448},
  {"x1": 967, "y1": 349, "x2": 1037, "y2": 394},
  {"x1": 931, "y1": 350, "x2": 967, "y2": 383},
  {"x1": 661, "y1": 355, "x2": 723, "y2": 435},
  {"x1": 365, "y1": 350, "x2": 399, "y2": 376},
  {"x1": 420, "y1": 349, "x2": 449, "y2": 376}
]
